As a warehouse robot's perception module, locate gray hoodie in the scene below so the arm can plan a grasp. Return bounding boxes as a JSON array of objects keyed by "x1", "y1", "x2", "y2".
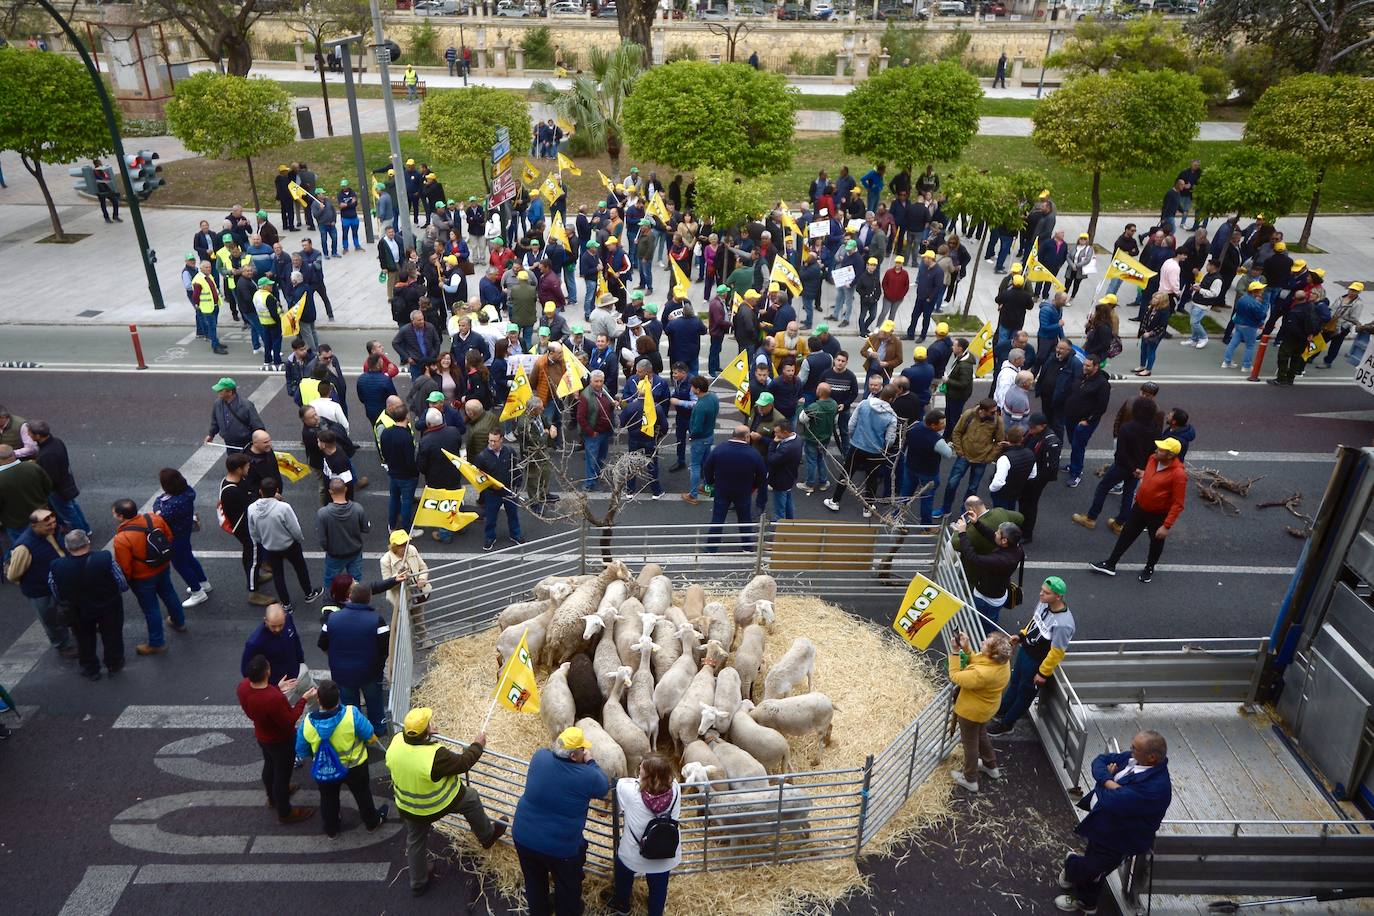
[
  {"x1": 316, "y1": 501, "x2": 369, "y2": 558},
  {"x1": 247, "y1": 497, "x2": 304, "y2": 551}
]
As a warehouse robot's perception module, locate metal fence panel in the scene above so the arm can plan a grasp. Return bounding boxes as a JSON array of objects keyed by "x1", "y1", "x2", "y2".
[{"x1": 1058, "y1": 638, "x2": 1270, "y2": 706}]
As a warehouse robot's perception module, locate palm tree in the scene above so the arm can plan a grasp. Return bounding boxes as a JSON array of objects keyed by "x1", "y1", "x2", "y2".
[{"x1": 532, "y1": 40, "x2": 645, "y2": 177}]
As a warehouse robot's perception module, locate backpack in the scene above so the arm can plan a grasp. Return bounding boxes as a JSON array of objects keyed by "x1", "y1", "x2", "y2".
[
  {"x1": 310, "y1": 728, "x2": 349, "y2": 784},
  {"x1": 133, "y1": 514, "x2": 173, "y2": 567},
  {"x1": 630, "y1": 786, "x2": 680, "y2": 860}
]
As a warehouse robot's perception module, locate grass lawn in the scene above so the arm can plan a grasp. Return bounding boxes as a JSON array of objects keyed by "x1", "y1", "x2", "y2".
[
  {"x1": 1168, "y1": 311, "x2": 1227, "y2": 335},
  {"x1": 153, "y1": 132, "x2": 1374, "y2": 218}
]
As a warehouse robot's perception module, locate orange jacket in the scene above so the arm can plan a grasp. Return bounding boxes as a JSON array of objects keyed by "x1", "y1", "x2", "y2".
[
  {"x1": 113, "y1": 513, "x2": 174, "y2": 581},
  {"x1": 1134, "y1": 458, "x2": 1187, "y2": 529}
]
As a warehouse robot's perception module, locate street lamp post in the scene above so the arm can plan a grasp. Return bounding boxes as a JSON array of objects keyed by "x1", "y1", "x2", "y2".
[
  {"x1": 368, "y1": 0, "x2": 415, "y2": 253},
  {"x1": 35, "y1": 0, "x2": 165, "y2": 309},
  {"x1": 326, "y1": 34, "x2": 376, "y2": 244}
]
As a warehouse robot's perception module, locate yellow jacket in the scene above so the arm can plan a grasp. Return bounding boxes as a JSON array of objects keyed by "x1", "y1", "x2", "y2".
[{"x1": 948, "y1": 652, "x2": 1010, "y2": 723}]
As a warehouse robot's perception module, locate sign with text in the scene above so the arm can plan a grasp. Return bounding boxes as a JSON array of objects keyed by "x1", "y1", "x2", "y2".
[
  {"x1": 1355, "y1": 345, "x2": 1374, "y2": 396},
  {"x1": 892, "y1": 574, "x2": 964, "y2": 651}
]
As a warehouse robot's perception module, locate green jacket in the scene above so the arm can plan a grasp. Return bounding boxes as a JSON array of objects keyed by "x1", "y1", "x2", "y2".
[
  {"x1": 727, "y1": 265, "x2": 756, "y2": 298},
  {"x1": 944, "y1": 351, "x2": 975, "y2": 401},
  {"x1": 464, "y1": 410, "x2": 499, "y2": 463},
  {"x1": 801, "y1": 397, "x2": 838, "y2": 445},
  {"x1": 510, "y1": 281, "x2": 538, "y2": 328},
  {"x1": 952, "y1": 507, "x2": 1025, "y2": 554}
]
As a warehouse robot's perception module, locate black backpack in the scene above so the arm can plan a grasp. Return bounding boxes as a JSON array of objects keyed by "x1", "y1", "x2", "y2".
[
  {"x1": 630, "y1": 787, "x2": 680, "y2": 860},
  {"x1": 133, "y1": 514, "x2": 173, "y2": 567}
]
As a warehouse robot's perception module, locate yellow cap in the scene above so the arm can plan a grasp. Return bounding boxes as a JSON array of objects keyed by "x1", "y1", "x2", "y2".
[
  {"x1": 557, "y1": 726, "x2": 593, "y2": 750},
  {"x1": 866, "y1": 257, "x2": 878, "y2": 266},
  {"x1": 1012, "y1": 274, "x2": 1025, "y2": 287},
  {"x1": 277, "y1": 164, "x2": 288, "y2": 173},
  {"x1": 606, "y1": 236, "x2": 619, "y2": 244},
  {"x1": 406, "y1": 158, "x2": 415, "y2": 166},
  {"x1": 1100, "y1": 293, "x2": 1117, "y2": 305},
  {"x1": 936, "y1": 321, "x2": 949, "y2": 336},
  {"x1": 517, "y1": 270, "x2": 530, "y2": 280},
  {"x1": 880, "y1": 319, "x2": 896, "y2": 333},
  {"x1": 1078, "y1": 232, "x2": 1090, "y2": 239},
  {"x1": 1038, "y1": 189, "x2": 1051, "y2": 199},
  {"x1": 1313, "y1": 268, "x2": 1326, "y2": 279},
  {"x1": 744, "y1": 289, "x2": 761, "y2": 300},
  {"x1": 544, "y1": 302, "x2": 556, "y2": 313},
  {"x1": 894, "y1": 255, "x2": 905, "y2": 264},
  {"x1": 1351, "y1": 281, "x2": 1366, "y2": 292},
  {"x1": 1274, "y1": 241, "x2": 1286, "y2": 252},
  {"x1": 403, "y1": 707, "x2": 433, "y2": 736},
  {"x1": 921, "y1": 250, "x2": 936, "y2": 260},
  {"x1": 1247, "y1": 280, "x2": 1266, "y2": 292},
  {"x1": 1154, "y1": 437, "x2": 1181, "y2": 455},
  {"x1": 444, "y1": 254, "x2": 458, "y2": 266},
  {"x1": 387, "y1": 168, "x2": 395, "y2": 176},
  {"x1": 1010, "y1": 262, "x2": 1023, "y2": 274},
  {"x1": 1291, "y1": 259, "x2": 1307, "y2": 272},
  {"x1": 530, "y1": 189, "x2": 541, "y2": 197},
  {"x1": 914, "y1": 345, "x2": 928, "y2": 359},
  {"x1": 389, "y1": 529, "x2": 410, "y2": 546},
  {"x1": 769, "y1": 282, "x2": 781, "y2": 292}
]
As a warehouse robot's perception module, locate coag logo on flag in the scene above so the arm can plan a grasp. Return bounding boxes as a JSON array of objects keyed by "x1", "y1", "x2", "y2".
[{"x1": 892, "y1": 574, "x2": 964, "y2": 651}]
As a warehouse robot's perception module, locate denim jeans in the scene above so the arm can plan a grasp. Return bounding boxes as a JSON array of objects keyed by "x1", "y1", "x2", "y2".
[
  {"x1": 1189, "y1": 303, "x2": 1208, "y2": 344},
  {"x1": 28, "y1": 595, "x2": 71, "y2": 648},
  {"x1": 319, "y1": 224, "x2": 338, "y2": 256},
  {"x1": 583, "y1": 432, "x2": 610, "y2": 488},
  {"x1": 972, "y1": 593, "x2": 1006, "y2": 634},
  {"x1": 708, "y1": 336, "x2": 724, "y2": 375},
  {"x1": 1139, "y1": 336, "x2": 1161, "y2": 371},
  {"x1": 482, "y1": 493, "x2": 522, "y2": 544},
  {"x1": 170, "y1": 534, "x2": 207, "y2": 592},
  {"x1": 242, "y1": 309, "x2": 263, "y2": 350},
  {"x1": 564, "y1": 264, "x2": 577, "y2": 302},
  {"x1": 833, "y1": 286, "x2": 854, "y2": 324},
  {"x1": 1105, "y1": 276, "x2": 1124, "y2": 296},
  {"x1": 941, "y1": 457, "x2": 987, "y2": 514},
  {"x1": 637, "y1": 256, "x2": 654, "y2": 292},
  {"x1": 201, "y1": 306, "x2": 222, "y2": 349},
  {"x1": 130, "y1": 567, "x2": 185, "y2": 648},
  {"x1": 901, "y1": 470, "x2": 939, "y2": 525},
  {"x1": 338, "y1": 679, "x2": 387, "y2": 733},
  {"x1": 1067, "y1": 419, "x2": 1099, "y2": 479},
  {"x1": 582, "y1": 280, "x2": 597, "y2": 319},
  {"x1": 772, "y1": 489, "x2": 795, "y2": 519},
  {"x1": 689, "y1": 438, "x2": 712, "y2": 497},
  {"x1": 613, "y1": 853, "x2": 670, "y2": 916},
  {"x1": 323, "y1": 552, "x2": 363, "y2": 587},
  {"x1": 995, "y1": 646, "x2": 1043, "y2": 727},
  {"x1": 908, "y1": 295, "x2": 938, "y2": 339},
  {"x1": 801, "y1": 295, "x2": 816, "y2": 327},
  {"x1": 341, "y1": 217, "x2": 360, "y2": 251},
  {"x1": 48, "y1": 494, "x2": 91, "y2": 533},
  {"x1": 626, "y1": 443, "x2": 663, "y2": 496},
  {"x1": 991, "y1": 229, "x2": 1013, "y2": 271},
  {"x1": 707, "y1": 492, "x2": 755, "y2": 551},
  {"x1": 803, "y1": 440, "x2": 829, "y2": 487},
  {"x1": 1087, "y1": 464, "x2": 1138, "y2": 522},
  {"x1": 261, "y1": 325, "x2": 282, "y2": 366},
  {"x1": 388, "y1": 476, "x2": 418, "y2": 531}
]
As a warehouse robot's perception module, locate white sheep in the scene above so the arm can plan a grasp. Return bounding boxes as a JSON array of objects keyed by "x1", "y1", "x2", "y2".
[
  {"x1": 705, "y1": 782, "x2": 813, "y2": 846},
  {"x1": 725, "y1": 699, "x2": 791, "y2": 773},
  {"x1": 612, "y1": 598, "x2": 649, "y2": 671},
  {"x1": 642, "y1": 575, "x2": 675, "y2": 618},
  {"x1": 540, "y1": 662, "x2": 575, "y2": 740},
  {"x1": 541, "y1": 561, "x2": 631, "y2": 668},
  {"x1": 681, "y1": 739, "x2": 724, "y2": 777},
  {"x1": 652, "y1": 622, "x2": 702, "y2": 718},
  {"x1": 702, "y1": 732, "x2": 768, "y2": 789},
  {"x1": 652, "y1": 613, "x2": 696, "y2": 681},
  {"x1": 497, "y1": 598, "x2": 553, "y2": 631},
  {"x1": 681, "y1": 583, "x2": 706, "y2": 628},
  {"x1": 712, "y1": 666, "x2": 743, "y2": 734},
  {"x1": 588, "y1": 609, "x2": 626, "y2": 698},
  {"x1": 574, "y1": 717, "x2": 627, "y2": 783},
  {"x1": 734, "y1": 574, "x2": 777, "y2": 628},
  {"x1": 763, "y1": 637, "x2": 815, "y2": 700},
  {"x1": 496, "y1": 606, "x2": 554, "y2": 670},
  {"x1": 533, "y1": 574, "x2": 594, "y2": 602},
  {"x1": 668, "y1": 643, "x2": 726, "y2": 754},
  {"x1": 729, "y1": 610, "x2": 769, "y2": 701},
  {"x1": 750, "y1": 694, "x2": 836, "y2": 748},
  {"x1": 635, "y1": 563, "x2": 663, "y2": 593},
  {"x1": 627, "y1": 633, "x2": 660, "y2": 749},
  {"x1": 701, "y1": 601, "x2": 735, "y2": 651},
  {"x1": 679, "y1": 760, "x2": 726, "y2": 788},
  {"x1": 602, "y1": 667, "x2": 652, "y2": 773}
]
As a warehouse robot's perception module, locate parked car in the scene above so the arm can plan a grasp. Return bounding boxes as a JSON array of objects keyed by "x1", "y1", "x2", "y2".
[
  {"x1": 811, "y1": 2, "x2": 837, "y2": 17},
  {"x1": 735, "y1": 1, "x2": 768, "y2": 15},
  {"x1": 595, "y1": 2, "x2": 619, "y2": 15},
  {"x1": 698, "y1": 4, "x2": 730, "y2": 18},
  {"x1": 979, "y1": 0, "x2": 1006, "y2": 13},
  {"x1": 936, "y1": 0, "x2": 967, "y2": 13},
  {"x1": 549, "y1": 0, "x2": 583, "y2": 12},
  {"x1": 495, "y1": 3, "x2": 531, "y2": 14}
]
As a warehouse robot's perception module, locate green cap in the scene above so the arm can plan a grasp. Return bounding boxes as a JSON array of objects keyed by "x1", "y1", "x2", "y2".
[
  {"x1": 645, "y1": 303, "x2": 659, "y2": 314},
  {"x1": 221, "y1": 233, "x2": 234, "y2": 243},
  {"x1": 586, "y1": 239, "x2": 600, "y2": 249},
  {"x1": 506, "y1": 322, "x2": 519, "y2": 332},
  {"x1": 845, "y1": 240, "x2": 857, "y2": 249},
  {"x1": 256, "y1": 277, "x2": 275, "y2": 287},
  {"x1": 314, "y1": 187, "x2": 324, "y2": 194},
  {"x1": 630, "y1": 166, "x2": 640, "y2": 173},
  {"x1": 446, "y1": 198, "x2": 456, "y2": 206},
  {"x1": 631, "y1": 290, "x2": 644, "y2": 300},
  {"x1": 1044, "y1": 576, "x2": 1067, "y2": 597},
  {"x1": 185, "y1": 251, "x2": 198, "y2": 261},
  {"x1": 640, "y1": 218, "x2": 654, "y2": 226},
  {"x1": 426, "y1": 391, "x2": 446, "y2": 403},
  {"x1": 538, "y1": 326, "x2": 551, "y2": 336},
  {"x1": 340, "y1": 179, "x2": 349, "y2": 187},
  {"x1": 757, "y1": 392, "x2": 775, "y2": 407},
  {"x1": 211, "y1": 377, "x2": 237, "y2": 392},
  {"x1": 256, "y1": 209, "x2": 267, "y2": 218},
  {"x1": 716, "y1": 284, "x2": 730, "y2": 293},
  {"x1": 816, "y1": 323, "x2": 830, "y2": 333},
  {"x1": 571, "y1": 323, "x2": 585, "y2": 334},
  {"x1": 492, "y1": 237, "x2": 504, "y2": 245},
  {"x1": 374, "y1": 182, "x2": 385, "y2": 191}
]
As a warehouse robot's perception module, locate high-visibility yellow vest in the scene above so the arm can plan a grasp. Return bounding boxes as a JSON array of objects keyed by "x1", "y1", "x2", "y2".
[
  {"x1": 300, "y1": 706, "x2": 368, "y2": 769},
  {"x1": 386, "y1": 739, "x2": 463, "y2": 817},
  {"x1": 192, "y1": 273, "x2": 219, "y2": 314},
  {"x1": 404, "y1": 67, "x2": 417, "y2": 86},
  {"x1": 215, "y1": 247, "x2": 238, "y2": 290},
  {"x1": 253, "y1": 289, "x2": 277, "y2": 326}
]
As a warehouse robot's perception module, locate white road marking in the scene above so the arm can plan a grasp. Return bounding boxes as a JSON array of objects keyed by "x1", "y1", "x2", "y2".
[
  {"x1": 1026, "y1": 560, "x2": 1295, "y2": 576},
  {"x1": 1084, "y1": 449, "x2": 1334, "y2": 463},
  {"x1": 174, "y1": 330, "x2": 199, "y2": 346},
  {"x1": 155, "y1": 732, "x2": 259, "y2": 783},
  {"x1": 1296, "y1": 409, "x2": 1374, "y2": 422},
  {"x1": 113, "y1": 705, "x2": 252, "y2": 729},
  {"x1": 132, "y1": 862, "x2": 392, "y2": 884},
  {"x1": 57, "y1": 866, "x2": 138, "y2": 916}
]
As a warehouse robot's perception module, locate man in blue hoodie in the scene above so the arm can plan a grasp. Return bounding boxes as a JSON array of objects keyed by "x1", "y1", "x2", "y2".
[
  {"x1": 1163, "y1": 408, "x2": 1196, "y2": 460},
  {"x1": 240, "y1": 603, "x2": 311, "y2": 705},
  {"x1": 317, "y1": 581, "x2": 390, "y2": 732},
  {"x1": 296, "y1": 677, "x2": 388, "y2": 839}
]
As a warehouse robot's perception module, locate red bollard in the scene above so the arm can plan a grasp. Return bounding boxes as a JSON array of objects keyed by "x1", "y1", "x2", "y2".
[
  {"x1": 129, "y1": 324, "x2": 148, "y2": 370},
  {"x1": 1248, "y1": 334, "x2": 1270, "y2": 382}
]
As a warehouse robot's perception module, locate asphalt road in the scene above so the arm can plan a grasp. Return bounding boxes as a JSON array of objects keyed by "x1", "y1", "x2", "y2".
[{"x1": 0, "y1": 351, "x2": 1366, "y2": 915}]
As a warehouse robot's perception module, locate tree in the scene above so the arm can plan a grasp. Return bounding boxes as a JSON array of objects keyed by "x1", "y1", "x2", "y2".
[
  {"x1": 0, "y1": 48, "x2": 117, "y2": 241},
  {"x1": 290, "y1": 0, "x2": 372, "y2": 138},
  {"x1": 1191, "y1": 145, "x2": 1315, "y2": 222},
  {"x1": 532, "y1": 41, "x2": 643, "y2": 176},
  {"x1": 622, "y1": 62, "x2": 798, "y2": 178},
  {"x1": 147, "y1": 0, "x2": 267, "y2": 76},
  {"x1": 1245, "y1": 73, "x2": 1374, "y2": 247},
  {"x1": 941, "y1": 167, "x2": 1032, "y2": 316},
  {"x1": 418, "y1": 86, "x2": 531, "y2": 189},
  {"x1": 165, "y1": 72, "x2": 294, "y2": 211},
  {"x1": 840, "y1": 62, "x2": 982, "y2": 172},
  {"x1": 1031, "y1": 69, "x2": 1206, "y2": 239},
  {"x1": 1191, "y1": 0, "x2": 1374, "y2": 74},
  {"x1": 1048, "y1": 14, "x2": 1192, "y2": 74},
  {"x1": 616, "y1": 0, "x2": 656, "y2": 65},
  {"x1": 691, "y1": 166, "x2": 771, "y2": 233}
]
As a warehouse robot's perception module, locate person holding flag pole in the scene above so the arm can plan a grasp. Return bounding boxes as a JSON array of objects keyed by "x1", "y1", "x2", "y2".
[{"x1": 619, "y1": 363, "x2": 668, "y2": 500}]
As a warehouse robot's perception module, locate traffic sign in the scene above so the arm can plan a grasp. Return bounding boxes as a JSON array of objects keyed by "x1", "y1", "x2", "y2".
[
  {"x1": 491, "y1": 137, "x2": 511, "y2": 164},
  {"x1": 491, "y1": 171, "x2": 517, "y2": 206},
  {"x1": 493, "y1": 152, "x2": 512, "y2": 175}
]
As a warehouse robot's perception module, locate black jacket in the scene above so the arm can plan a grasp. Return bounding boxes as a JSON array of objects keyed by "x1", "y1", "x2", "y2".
[
  {"x1": 1063, "y1": 372, "x2": 1111, "y2": 428},
  {"x1": 36, "y1": 436, "x2": 78, "y2": 500},
  {"x1": 474, "y1": 444, "x2": 519, "y2": 502},
  {"x1": 957, "y1": 518, "x2": 1023, "y2": 600},
  {"x1": 416, "y1": 426, "x2": 464, "y2": 489},
  {"x1": 995, "y1": 287, "x2": 1034, "y2": 332}
]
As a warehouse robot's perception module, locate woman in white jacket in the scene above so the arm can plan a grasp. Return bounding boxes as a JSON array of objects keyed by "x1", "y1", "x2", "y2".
[{"x1": 610, "y1": 755, "x2": 680, "y2": 916}]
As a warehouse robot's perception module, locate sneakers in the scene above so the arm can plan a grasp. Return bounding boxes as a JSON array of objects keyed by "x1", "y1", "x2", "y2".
[
  {"x1": 199, "y1": 581, "x2": 213, "y2": 594},
  {"x1": 986, "y1": 718, "x2": 1013, "y2": 736},
  {"x1": 978, "y1": 762, "x2": 1002, "y2": 780},
  {"x1": 1107, "y1": 518, "x2": 1124, "y2": 535},
  {"x1": 1072, "y1": 513, "x2": 1096, "y2": 530},
  {"x1": 1109, "y1": 482, "x2": 1124, "y2": 495},
  {"x1": 650, "y1": 493, "x2": 663, "y2": 500},
  {"x1": 483, "y1": 540, "x2": 496, "y2": 551},
  {"x1": 950, "y1": 770, "x2": 979, "y2": 792},
  {"x1": 1138, "y1": 566, "x2": 1155, "y2": 583},
  {"x1": 367, "y1": 804, "x2": 390, "y2": 832},
  {"x1": 1195, "y1": 339, "x2": 1208, "y2": 350},
  {"x1": 797, "y1": 483, "x2": 814, "y2": 495},
  {"x1": 481, "y1": 820, "x2": 509, "y2": 849},
  {"x1": 822, "y1": 498, "x2": 840, "y2": 512},
  {"x1": 861, "y1": 507, "x2": 872, "y2": 519},
  {"x1": 213, "y1": 345, "x2": 229, "y2": 355},
  {"x1": 1059, "y1": 866, "x2": 1074, "y2": 889},
  {"x1": 1088, "y1": 560, "x2": 1117, "y2": 577},
  {"x1": 1220, "y1": 361, "x2": 1236, "y2": 369},
  {"x1": 1054, "y1": 894, "x2": 1096, "y2": 914},
  {"x1": 931, "y1": 507, "x2": 945, "y2": 519},
  {"x1": 183, "y1": 590, "x2": 209, "y2": 608},
  {"x1": 1067, "y1": 476, "x2": 1081, "y2": 488},
  {"x1": 304, "y1": 587, "x2": 324, "y2": 603},
  {"x1": 1179, "y1": 339, "x2": 1195, "y2": 347},
  {"x1": 815, "y1": 481, "x2": 831, "y2": 493}
]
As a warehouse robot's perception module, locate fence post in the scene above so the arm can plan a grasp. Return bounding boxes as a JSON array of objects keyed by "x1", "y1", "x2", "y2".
[
  {"x1": 854, "y1": 754, "x2": 874, "y2": 858},
  {"x1": 611, "y1": 789, "x2": 620, "y2": 863},
  {"x1": 903, "y1": 721, "x2": 921, "y2": 801},
  {"x1": 701, "y1": 787, "x2": 712, "y2": 873},
  {"x1": 772, "y1": 778, "x2": 787, "y2": 864},
  {"x1": 753, "y1": 515, "x2": 768, "y2": 575}
]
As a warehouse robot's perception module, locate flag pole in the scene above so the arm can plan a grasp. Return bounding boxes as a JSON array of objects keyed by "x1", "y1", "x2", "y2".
[{"x1": 480, "y1": 691, "x2": 500, "y2": 732}]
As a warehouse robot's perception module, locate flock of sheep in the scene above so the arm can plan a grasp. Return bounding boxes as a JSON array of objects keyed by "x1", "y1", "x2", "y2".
[{"x1": 492, "y1": 562, "x2": 839, "y2": 788}]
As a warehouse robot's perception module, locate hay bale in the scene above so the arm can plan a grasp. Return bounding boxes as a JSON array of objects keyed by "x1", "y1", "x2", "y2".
[{"x1": 413, "y1": 593, "x2": 953, "y2": 915}]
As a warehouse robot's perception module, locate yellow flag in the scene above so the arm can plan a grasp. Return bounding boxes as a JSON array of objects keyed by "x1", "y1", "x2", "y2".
[
  {"x1": 719, "y1": 350, "x2": 750, "y2": 389},
  {"x1": 500, "y1": 361, "x2": 533, "y2": 422},
  {"x1": 299, "y1": 377, "x2": 321, "y2": 404},
  {"x1": 540, "y1": 173, "x2": 563, "y2": 203},
  {"x1": 280, "y1": 292, "x2": 306, "y2": 337},
  {"x1": 520, "y1": 160, "x2": 541, "y2": 186},
  {"x1": 1025, "y1": 248, "x2": 1067, "y2": 293},
  {"x1": 770, "y1": 256, "x2": 802, "y2": 297},
  {"x1": 557, "y1": 151, "x2": 582, "y2": 176},
  {"x1": 734, "y1": 381, "x2": 751, "y2": 417},
  {"x1": 670, "y1": 254, "x2": 692, "y2": 299},
  {"x1": 412, "y1": 485, "x2": 479, "y2": 532},
  {"x1": 287, "y1": 180, "x2": 307, "y2": 203},
  {"x1": 598, "y1": 170, "x2": 616, "y2": 193},
  {"x1": 1304, "y1": 334, "x2": 1328, "y2": 362},
  {"x1": 554, "y1": 115, "x2": 575, "y2": 135},
  {"x1": 596, "y1": 266, "x2": 609, "y2": 300},
  {"x1": 548, "y1": 217, "x2": 571, "y2": 252},
  {"x1": 639, "y1": 377, "x2": 657, "y2": 437},
  {"x1": 777, "y1": 200, "x2": 801, "y2": 237},
  {"x1": 556, "y1": 353, "x2": 589, "y2": 397},
  {"x1": 1103, "y1": 248, "x2": 1157, "y2": 290},
  {"x1": 968, "y1": 320, "x2": 996, "y2": 379},
  {"x1": 891, "y1": 574, "x2": 964, "y2": 651},
  {"x1": 554, "y1": 65, "x2": 568, "y2": 78},
  {"x1": 274, "y1": 451, "x2": 311, "y2": 483},
  {"x1": 646, "y1": 191, "x2": 670, "y2": 225},
  {"x1": 494, "y1": 628, "x2": 541, "y2": 713},
  {"x1": 442, "y1": 448, "x2": 503, "y2": 492}
]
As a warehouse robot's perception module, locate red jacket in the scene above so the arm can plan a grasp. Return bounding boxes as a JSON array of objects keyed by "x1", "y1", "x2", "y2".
[
  {"x1": 1134, "y1": 457, "x2": 1187, "y2": 528},
  {"x1": 361, "y1": 354, "x2": 399, "y2": 378},
  {"x1": 237, "y1": 678, "x2": 308, "y2": 745},
  {"x1": 881, "y1": 267, "x2": 910, "y2": 302},
  {"x1": 113, "y1": 513, "x2": 174, "y2": 582}
]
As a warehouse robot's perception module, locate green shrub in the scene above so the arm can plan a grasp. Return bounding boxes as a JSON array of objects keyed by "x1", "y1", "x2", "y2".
[
  {"x1": 666, "y1": 43, "x2": 700, "y2": 63},
  {"x1": 937, "y1": 30, "x2": 971, "y2": 63},
  {"x1": 407, "y1": 18, "x2": 442, "y2": 66},
  {"x1": 1192, "y1": 64, "x2": 1232, "y2": 105},
  {"x1": 880, "y1": 20, "x2": 928, "y2": 66},
  {"x1": 521, "y1": 26, "x2": 554, "y2": 69},
  {"x1": 1225, "y1": 44, "x2": 1290, "y2": 106},
  {"x1": 260, "y1": 39, "x2": 297, "y2": 61},
  {"x1": 123, "y1": 117, "x2": 168, "y2": 138}
]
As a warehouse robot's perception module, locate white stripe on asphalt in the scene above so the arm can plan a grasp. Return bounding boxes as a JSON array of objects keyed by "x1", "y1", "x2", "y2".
[
  {"x1": 1026, "y1": 561, "x2": 1294, "y2": 576},
  {"x1": 113, "y1": 705, "x2": 252, "y2": 729},
  {"x1": 58, "y1": 866, "x2": 138, "y2": 916},
  {"x1": 132, "y1": 863, "x2": 392, "y2": 884},
  {"x1": 1083, "y1": 449, "x2": 1333, "y2": 463}
]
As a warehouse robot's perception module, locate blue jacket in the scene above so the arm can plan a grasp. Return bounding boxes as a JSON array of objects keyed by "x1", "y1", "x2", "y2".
[
  {"x1": 240, "y1": 611, "x2": 305, "y2": 680},
  {"x1": 355, "y1": 370, "x2": 398, "y2": 424},
  {"x1": 1037, "y1": 302, "x2": 1065, "y2": 340},
  {"x1": 704, "y1": 439, "x2": 766, "y2": 500},
  {"x1": 849, "y1": 397, "x2": 897, "y2": 455},
  {"x1": 295, "y1": 704, "x2": 374, "y2": 762},
  {"x1": 665, "y1": 317, "x2": 705, "y2": 366},
  {"x1": 1233, "y1": 293, "x2": 1266, "y2": 328},
  {"x1": 479, "y1": 277, "x2": 506, "y2": 310},
  {"x1": 512, "y1": 748, "x2": 610, "y2": 857},
  {"x1": 1167, "y1": 423, "x2": 1196, "y2": 460},
  {"x1": 915, "y1": 262, "x2": 943, "y2": 300},
  {"x1": 1076, "y1": 751, "x2": 1172, "y2": 856},
  {"x1": 860, "y1": 168, "x2": 884, "y2": 197},
  {"x1": 321, "y1": 602, "x2": 390, "y2": 688},
  {"x1": 767, "y1": 434, "x2": 803, "y2": 490},
  {"x1": 900, "y1": 362, "x2": 935, "y2": 406}
]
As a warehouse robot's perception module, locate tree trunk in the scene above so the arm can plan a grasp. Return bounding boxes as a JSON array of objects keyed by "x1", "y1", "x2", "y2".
[
  {"x1": 224, "y1": 33, "x2": 254, "y2": 77},
  {"x1": 245, "y1": 155, "x2": 262, "y2": 212},
  {"x1": 607, "y1": 132, "x2": 621, "y2": 177},
  {"x1": 961, "y1": 233, "x2": 987, "y2": 317},
  {"x1": 620, "y1": 0, "x2": 654, "y2": 64},
  {"x1": 1299, "y1": 166, "x2": 1325, "y2": 249},
  {"x1": 1313, "y1": 0, "x2": 1346, "y2": 73},
  {"x1": 1087, "y1": 169, "x2": 1101, "y2": 241},
  {"x1": 481, "y1": 156, "x2": 491, "y2": 192},
  {"x1": 315, "y1": 37, "x2": 335, "y2": 137},
  {"x1": 20, "y1": 155, "x2": 64, "y2": 242}
]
